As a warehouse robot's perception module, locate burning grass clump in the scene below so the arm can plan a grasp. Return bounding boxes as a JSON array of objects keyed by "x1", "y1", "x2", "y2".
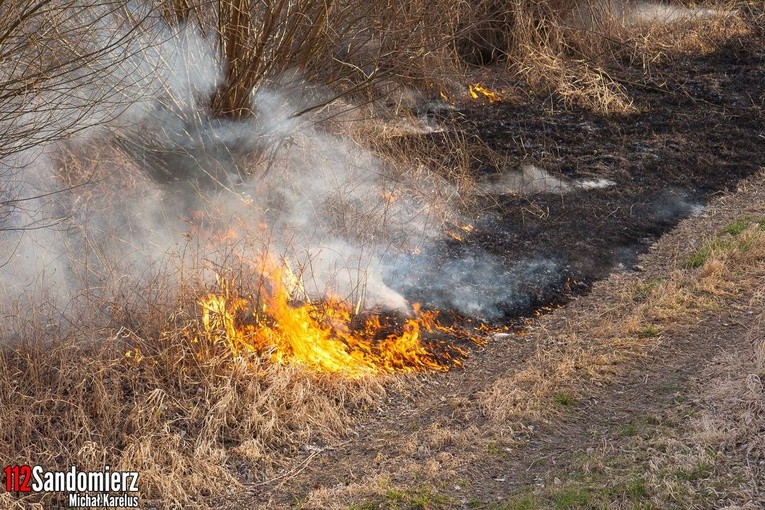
[
  {"x1": 0, "y1": 280, "x2": 390, "y2": 506},
  {"x1": 193, "y1": 267, "x2": 481, "y2": 378},
  {"x1": 0, "y1": 252, "x2": 483, "y2": 506}
]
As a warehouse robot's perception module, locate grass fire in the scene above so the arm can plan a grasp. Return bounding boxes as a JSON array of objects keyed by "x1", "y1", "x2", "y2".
[
  {"x1": 194, "y1": 263, "x2": 477, "y2": 378},
  {"x1": 1, "y1": 0, "x2": 763, "y2": 508},
  {"x1": 468, "y1": 83, "x2": 503, "y2": 104}
]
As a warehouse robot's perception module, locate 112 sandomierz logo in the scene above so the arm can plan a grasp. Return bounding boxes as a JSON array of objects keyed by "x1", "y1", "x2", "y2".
[{"x1": 4, "y1": 465, "x2": 140, "y2": 508}]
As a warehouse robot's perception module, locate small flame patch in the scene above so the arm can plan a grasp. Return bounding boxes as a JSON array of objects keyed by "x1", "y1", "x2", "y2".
[{"x1": 468, "y1": 83, "x2": 502, "y2": 104}]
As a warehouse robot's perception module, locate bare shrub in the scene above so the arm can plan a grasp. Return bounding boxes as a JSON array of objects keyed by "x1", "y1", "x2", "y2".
[{"x1": 0, "y1": 1, "x2": 158, "y2": 160}]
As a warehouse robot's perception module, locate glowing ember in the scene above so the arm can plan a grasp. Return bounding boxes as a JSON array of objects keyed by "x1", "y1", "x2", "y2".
[
  {"x1": 447, "y1": 223, "x2": 474, "y2": 242},
  {"x1": 195, "y1": 261, "x2": 477, "y2": 378},
  {"x1": 468, "y1": 83, "x2": 502, "y2": 104}
]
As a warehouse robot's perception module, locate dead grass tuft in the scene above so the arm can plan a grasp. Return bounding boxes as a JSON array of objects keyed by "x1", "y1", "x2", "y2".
[{"x1": 0, "y1": 281, "x2": 385, "y2": 506}]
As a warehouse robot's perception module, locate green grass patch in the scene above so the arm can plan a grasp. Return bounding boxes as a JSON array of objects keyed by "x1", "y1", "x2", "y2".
[
  {"x1": 350, "y1": 486, "x2": 451, "y2": 510},
  {"x1": 487, "y1": 442, "x2": 507, "y2": 455},
  {"x1": 552, "y1": 488, "x2": 591, "y2": 508},
  {"x1": 638, "y1": 415, "x2": 661, "y2": 426},
  {"x1": 619, "y1": 424, "x2": 638, "y2": 437},
  {"x1": 348, "y1": 504, "x2": 378, "y2": 510},
  {"x1": 720, "y1": 218, "x2": 751, "y2": 236},
  {"x1": 553, "y1": 392, "x2": 577, "y2": 406},
  {"x1": 637, "y1": 324, "x2": 661, "y2": 338},
  {"x1": 617, "y1": 478, "x2": 648, "y2": 500},
  {"x1": 720, "y1": 216, "x2": 765, "y2": 236},
  {"x1": 675, "y1": 461, "x2": 713, "y2": 482},
  {"x1": 686, "y1": 217, "x2": 765, "y2": 269},
  {"x1": 683, "y1": 238, "x2": 733, "y2": 268},
  {"x1": 684, "y1": 245, "x2": 712, "y2": 269}
]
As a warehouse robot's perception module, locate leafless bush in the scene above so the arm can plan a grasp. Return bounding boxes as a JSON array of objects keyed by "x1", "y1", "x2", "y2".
[
  {"x1": 0, "y1": 1, "x2": 159, "y2": 160},
  {"x1": 0, "y1": 1, "x2": 164, "y2": 243}
]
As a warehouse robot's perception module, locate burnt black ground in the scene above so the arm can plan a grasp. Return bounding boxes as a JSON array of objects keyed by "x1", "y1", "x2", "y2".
[{"x1": 386, "y1": 34, "x2": 765, "y2": 323}]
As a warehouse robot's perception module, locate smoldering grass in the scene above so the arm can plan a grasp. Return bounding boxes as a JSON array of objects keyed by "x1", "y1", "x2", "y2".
[
  {"x1": 0, "y1": 266, "x2": 386, "y2": 506},
  {"x1": 0, "y1": 2, "x2": 756, "y2": 508}
]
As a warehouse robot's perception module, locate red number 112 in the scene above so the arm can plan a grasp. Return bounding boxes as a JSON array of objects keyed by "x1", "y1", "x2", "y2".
[{"x1": 4, "y1": 465, "x2": 32, "y2": 492}]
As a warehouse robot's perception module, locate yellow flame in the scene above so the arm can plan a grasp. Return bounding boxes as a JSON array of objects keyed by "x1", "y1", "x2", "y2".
[
  {"x1": 196, "y1": 260, "x2": 476, "y2": 378},
  {"x1": 468, "y1": 83, "x2": 502, "y2": 104},
  {"x1": 124, "y1": 347, "x2": 144, "y2": 364},
  {"x1": 446, "y1": 223, "x2": 474, "y2": 242}
]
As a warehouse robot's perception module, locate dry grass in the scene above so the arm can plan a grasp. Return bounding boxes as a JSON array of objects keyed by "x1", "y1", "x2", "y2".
[
  {"x1": 641, "y1": 225, "x2": 765, "y2": 508},
  {"x1": 480, "y1": 216, "x2": 765, "y2": 427},
  {"x1": 0, "y1": 278, "x2": 386, "y2": 507},
  {"x1": 1, "y1": 2, "x2": 760, "y2": 509}
]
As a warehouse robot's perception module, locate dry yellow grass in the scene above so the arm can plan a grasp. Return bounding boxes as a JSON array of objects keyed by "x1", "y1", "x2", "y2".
[
  {"x1": 0, "y1": 295, "x2": 386, "y2": 506},
  {"x1": 1, "y1": 3, "x2": 760, "y2": 509},
  {"x1": 480, "y1": 215, "x2": 765, "y2": 427}
]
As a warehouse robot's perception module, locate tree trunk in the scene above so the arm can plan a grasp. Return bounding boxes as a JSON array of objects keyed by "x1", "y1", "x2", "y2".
[{"x1": 211, "y1": 0, "x2": 255, "y2": 119}]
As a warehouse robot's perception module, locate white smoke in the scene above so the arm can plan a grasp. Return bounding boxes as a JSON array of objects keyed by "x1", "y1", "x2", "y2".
[
  {"x1": 567, "y1": 0, "x2": 736, "y2": 30},
  {"x1": 0, "y1": 18, "x2": 443, "y2": 335},
  {"x1": 476, "y1": 164, "x2": 615, "y2": 195},
  {"x1": 386, "y1": 247, "x2": 563, "y2": 319},
  {"x1": 3, "y1": 11, "x2": 589, "y2": 331}
]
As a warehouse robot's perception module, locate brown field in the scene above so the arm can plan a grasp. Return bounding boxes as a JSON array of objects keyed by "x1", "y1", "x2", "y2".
[{"x1": 0, "y1": 1, "x2": 763, "y2": 508}]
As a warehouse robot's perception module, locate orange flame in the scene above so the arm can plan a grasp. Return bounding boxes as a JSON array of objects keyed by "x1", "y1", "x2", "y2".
[
  {"x1": 468, "y1": 83, "x2": 502, "y2": 104},
  {"x1": 196, "y1": 260, "x2": 477, "y2": 378},
  {"x1": 446, "y1": 223, "x2": 474, "y2": 242}
]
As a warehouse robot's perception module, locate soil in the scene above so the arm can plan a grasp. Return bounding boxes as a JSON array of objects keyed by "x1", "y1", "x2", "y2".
[{"x1": 227, "y1": 11, "x2": 765, "y2": 509}]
